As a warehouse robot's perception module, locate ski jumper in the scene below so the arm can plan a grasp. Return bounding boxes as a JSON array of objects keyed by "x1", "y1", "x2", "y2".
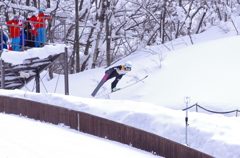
[{"x1": 106, "y1": 65, "x2": 131, "y2": 90}]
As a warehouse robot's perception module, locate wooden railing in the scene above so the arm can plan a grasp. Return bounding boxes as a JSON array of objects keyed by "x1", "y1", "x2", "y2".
[{"x1": 0, "y1": 95, "x2": 214, "y2": 158}]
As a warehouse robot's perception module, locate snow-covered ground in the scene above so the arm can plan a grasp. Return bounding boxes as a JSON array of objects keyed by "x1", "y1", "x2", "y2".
[
  {"x1": 0, "y1": 113, "x2": 161, "y2": 158},
  {"x1": 1, "y1": 18, "x2": 240, "y2": 158}
]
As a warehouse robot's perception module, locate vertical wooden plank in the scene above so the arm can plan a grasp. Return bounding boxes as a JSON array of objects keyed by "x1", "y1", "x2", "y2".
[
  {"x1": 52, "y1": 105, "x2": 59, "y2": 125},
  {"x1": 91, "y1": 115, "x2": 99, "y2": 136},
  {"x1": 99, "y1": 117, "x2": 107, "y2": 139},
  {"x1": 59, "y1": 107, "x2": 69, "y2": 126},
  {"x1": 19, "y1": 98, "x2": 27, "y2": 117},
  {"x1": 69, "y1": 110, "x2": 78, "y2": 130},
  {"x1": 126, "y1": 126, "x2": 133, "y2": 147},
  {"x1": 120, "y1": 123, "x2": 127, "y2": 145},
  {"x1": 45, "y1": 103, "x2": 51, "y2": 123},
  {"x1": 0, "y1": 96, "x2": 5, "y2": 112},
  {"x1": 4, "y1": 96, "x2": 13, "y2": 114},
  {"x1": 110, "y1": 121, "x2": 122, "y2": 142},
  {"x1": 27, "y1": 100, "x2": 37, "y2": 120},
  {"x1": 157, "y1": 134, "x2": 165, "y2": 157},
  {"x1": 79, "y1": 112, "x2": 89, "y2": 133},
  {"x1": 13, "y1": 98, "x2": 21, "y2": 115},
  {"x1": 146, "y1": 133, "x2": 158, "y2": 155}
]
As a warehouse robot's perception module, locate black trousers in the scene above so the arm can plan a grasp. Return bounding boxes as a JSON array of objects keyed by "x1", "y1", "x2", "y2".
[{"x1": 107, "y1": 71, "x2": 123, "y2": 89}]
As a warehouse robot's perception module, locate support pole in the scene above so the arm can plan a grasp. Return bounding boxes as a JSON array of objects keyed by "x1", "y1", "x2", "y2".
[
  {"x1": 78, "y1": 113, "x2": 80, "y2": 131},
  {"x1": 35, "y1": 68, "x2": 40, "y2": 93},
  {"x1": 64, "y1": 47, "x2": 69, "y2": 95},
  {"x1": 38, "y1": 0, "x2": 40, "y2": 9},
  {"x1": 0, "y1": 27, "x2": 3, "y2": 56},
  {"x1": 0, "y1": 58, "x2": 5, "y2": 89},
  {"x1": 184, "y1": 96, "x2": 190, "y2": 146},
  {"x1": 21, "y1": 24, "x2": 24, "y2": 51},
  {"x1": 24, "y1": 78, "x2": 27, "y2": 97}
]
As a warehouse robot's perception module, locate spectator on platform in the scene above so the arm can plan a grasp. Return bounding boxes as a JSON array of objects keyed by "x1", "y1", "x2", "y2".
[
  {"x1": 6, "y1": 14, "x2": 21, "y2": 51},
  {"x1": 0, "y1": 30, "x2": 8, "y2": 50},
  {"x1": 24, "y1": 19, "x2": 35, "y2": 47},
  {"x1": 35, "y1": 9, "x2": 51, "y2": 47},
  {"x1": 29, "y1": 15, "x2": 38, "y2": 47},
  {"x1": 19, "y1": 28, "x2": 27, "y2": 49}
]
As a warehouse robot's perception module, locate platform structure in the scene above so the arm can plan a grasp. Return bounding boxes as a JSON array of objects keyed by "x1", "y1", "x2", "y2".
[{"x1": 0, "y1": 53, "x2": 64, "y2": 93}]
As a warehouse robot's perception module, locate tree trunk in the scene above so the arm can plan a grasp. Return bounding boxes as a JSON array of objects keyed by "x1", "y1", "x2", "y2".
[
  {"x1": 75, "y1": 0, "x2": 80, "y2": 73},
  {"x1": 161, "y1": 3, "x2": 166, "y2": 44},
  {"x1": 92, "y1": 0, "x2": 106, "y2": 69},
  {"x1": 105, "y1": 0, "x2": 111, "y2": 67},
  {"x1": 70, "y1": 47, "x2": 76, "y2": 74},
  {"x1": 46, "y1": 0, "x2": 50, "y2": 8},
  {"x1": 84, "y1": 27, "x2": 95, "y2": 55},
  {"x1": 26, "y1": 0, "x2": 30, "y2": 6},
  {"x1": 196, "y1": 10, "x2": 207, "y2": 34},
  {"x1": 33, "y1": 0, "x2": 37, "y2": 8},
  {"x1": 81, "y1": 55, "x2": 90, "y2": 71}
]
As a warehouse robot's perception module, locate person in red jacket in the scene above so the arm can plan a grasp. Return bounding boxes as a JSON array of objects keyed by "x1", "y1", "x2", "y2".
[
  {"x1": 6, "y1": 14, "x2": 20, "y2": 51},
  {"x1": 35, "y1": 9, "x2": 51, "y2": 47},
  {"x1": 28, "y1": 15, "x2": 38, "y2": 47}
]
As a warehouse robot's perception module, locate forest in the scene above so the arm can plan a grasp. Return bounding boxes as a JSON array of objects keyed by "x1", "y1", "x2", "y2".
[{"x1": 0, "y1": 0, "x2": 240, "y2": 74}]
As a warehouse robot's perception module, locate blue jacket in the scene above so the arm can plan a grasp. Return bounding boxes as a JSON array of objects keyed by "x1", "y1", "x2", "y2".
[
  {"x1": 0, "y1": 34, "x2": 8, "y2": 50},
  {"x1": 19, "y1": 30, "x2": 27, "y2": 46}
]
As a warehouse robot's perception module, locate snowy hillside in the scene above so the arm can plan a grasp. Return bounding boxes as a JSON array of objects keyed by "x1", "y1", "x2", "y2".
[{"x1": 1, "y1": 19, "x2": 240, "y2": 157}]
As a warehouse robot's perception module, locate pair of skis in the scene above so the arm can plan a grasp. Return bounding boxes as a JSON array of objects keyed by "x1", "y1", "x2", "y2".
[
  {"x1": 91, "y1": 74, "x2": 148, "y2": 97},
  {"x1": 91, "y1": 69, "x2": 114, "y2": 97}
]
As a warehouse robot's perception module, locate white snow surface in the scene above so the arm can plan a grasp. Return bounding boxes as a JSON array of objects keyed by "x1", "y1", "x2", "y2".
[
  {"x1": 0, "y1": 114, "x2": 160, "y2": 158},
  {"x1": 1, "y1": 19, "x2": 240, "y2": 158}
]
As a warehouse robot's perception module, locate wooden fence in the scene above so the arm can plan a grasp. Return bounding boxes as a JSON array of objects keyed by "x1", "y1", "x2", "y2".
[{"x1": 0, "y1": 95, "x2": 214, "y2": 158}]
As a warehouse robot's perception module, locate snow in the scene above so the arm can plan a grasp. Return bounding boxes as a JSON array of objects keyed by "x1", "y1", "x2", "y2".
[
  {"x1": 1, "y1": 19, "x2": 240, "y2": 157},
  {"x1": 1, "y1": 44, "x2": 66, "y2": 65},
  {"x1": 0, "y1": 114, "x2": 159, "y2": 158}
]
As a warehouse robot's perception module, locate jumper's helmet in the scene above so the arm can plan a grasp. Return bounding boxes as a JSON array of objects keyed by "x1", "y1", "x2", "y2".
[{"x1": 125, "y1": 61, "x2": 132, "y2": 70}]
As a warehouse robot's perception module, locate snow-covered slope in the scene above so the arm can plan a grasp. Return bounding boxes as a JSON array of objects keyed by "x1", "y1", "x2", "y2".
[{"x1": 1, "y1": 19, "x2": 240, "y2": 158}]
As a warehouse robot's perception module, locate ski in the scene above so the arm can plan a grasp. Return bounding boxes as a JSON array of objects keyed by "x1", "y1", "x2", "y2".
[
  {"x1": 113, "y1": 75, "x2": 148, "y2": 93},
  {"x1": 96, "y1": 75, "x2": 148, "y2": 98},
  {"x1": 91, "y1": 69, "x2": 114, "y2": 97}
]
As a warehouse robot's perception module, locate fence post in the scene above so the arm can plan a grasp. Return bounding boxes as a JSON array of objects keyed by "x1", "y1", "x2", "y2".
[
  {"x1": 35, "y1": 67, "x2": 40, "y2": 93},
  {"x1": 0, "y1": 58, "x2": 5, "y2": 89},
  {"x1": 21, "y1": 21, "x2": 24, "y2": 51},
  {"x1": 78, "y1": 113, "x2": 80, "y2": 131},
  {"x1": 184, "y1": 96, "x2": 190, "y2": 146},
  {"x1": 236, "y1": 110, "x2": 238, "y2": 117},
  {"x1": 196, "y1": 104, "x2": 198, "y2": 112},
  {"x1": 0, "y1": 26, "x2": 3, "y2": 56},
  {"x1": 64, "y1": 47, "x2": 69, "y2": 95}
]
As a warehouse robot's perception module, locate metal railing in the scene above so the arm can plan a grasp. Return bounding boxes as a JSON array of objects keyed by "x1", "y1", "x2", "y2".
[
  {"x1": 0, "y1": 16, "x2": 66, "y2": 54},
  {"x1": 182, "y1": 103, "x2": 240, "y2": 117}
]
